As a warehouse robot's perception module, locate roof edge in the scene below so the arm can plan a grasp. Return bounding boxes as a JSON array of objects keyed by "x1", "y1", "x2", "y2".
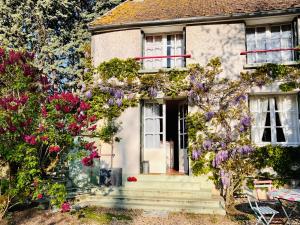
[{"x1": 89, "y1": 7, "x2": 300, "y2": 34}]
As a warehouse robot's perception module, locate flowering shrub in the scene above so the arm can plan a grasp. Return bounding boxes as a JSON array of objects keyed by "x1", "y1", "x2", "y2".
[
  {"x1": 0, "y1": 48, "x2": 98, "y2": 218},
  {"x1": 61, "y1": 202, "x2": 71, "y2": 213}
]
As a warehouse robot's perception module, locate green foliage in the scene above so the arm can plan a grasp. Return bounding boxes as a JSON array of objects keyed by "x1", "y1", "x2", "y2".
[
  {"x1": 78, "y1": 207, "x2": 132, "y2": 224},
  {"x1": 186, "y1": 112, "x2": 206, "y2": 143},
  {"x1": 279, "y1": 82, "x2": 298, "y2": 92},
  {"x1": 98, "y1": 58, "x2": 140, "y2": 82},
  {"x1": 98, "y1": 121, "x2": 121, "y2": 143},
  {"x1": 253, "y1": 145, "x2": 300, "y2": 179},
  {"x1": 0, "y1": 0, "x2": 123, "y2": 89},
  {"x1": 47, "y1": 183, "x2": 67, "y2": 207},
  {"x1": 0, "y1": 48, "x2": 99, "y2": 218},
  {"x1": 257, "y1": 64, "x2": 290, "y2": 80},
  {"x1": 191, "y1": 153, "x2": 213, "y2": 175}
]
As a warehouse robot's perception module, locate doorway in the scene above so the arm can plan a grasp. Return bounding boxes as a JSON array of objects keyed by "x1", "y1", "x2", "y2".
[
  {"x1": 166, "y1": 99, "x2": 188, "y2": 174},
  {"x1": 142, "y1": 99, "x2": 188, "y2": 174}
]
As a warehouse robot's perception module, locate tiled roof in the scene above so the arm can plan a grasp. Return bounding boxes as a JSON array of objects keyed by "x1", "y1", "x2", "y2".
[{"x1": 90, "y1": 0, "x2": 300, "y2": 27}]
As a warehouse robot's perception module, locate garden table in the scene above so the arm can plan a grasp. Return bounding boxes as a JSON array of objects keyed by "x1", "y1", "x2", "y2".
[{"x1": 268, "y1": 189, "x2": 300, "y2": 225}]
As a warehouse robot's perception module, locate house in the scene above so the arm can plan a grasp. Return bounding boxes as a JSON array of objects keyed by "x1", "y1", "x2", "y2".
[
  {"x1": 89, "y1": 0, "x2": 300, "y2": 176},
  {"x1": 74, "y1": 0, "x2": 300, "y2": 213}
]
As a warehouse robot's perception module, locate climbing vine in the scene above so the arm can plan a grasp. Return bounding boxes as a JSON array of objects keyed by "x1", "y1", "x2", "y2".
[{"x1": 80, "y1": 53, "x2": 300, "y2": 207}]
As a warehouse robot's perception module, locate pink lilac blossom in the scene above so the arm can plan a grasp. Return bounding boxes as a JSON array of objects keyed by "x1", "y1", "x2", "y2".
[
  {"x1": 61, "y1": 202, "x2": 71, "y2": 213},
  {"x1": 24, "y1": 135, "x2": 37, "y2": 145},
  {"x1": 49, "y1": 145, "x2": 61, "y2": 153}
]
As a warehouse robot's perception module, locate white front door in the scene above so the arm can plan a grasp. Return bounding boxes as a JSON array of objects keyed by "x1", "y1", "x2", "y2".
[{"x1": 178, "y1": 103, "x2": 189, "y2": 174}]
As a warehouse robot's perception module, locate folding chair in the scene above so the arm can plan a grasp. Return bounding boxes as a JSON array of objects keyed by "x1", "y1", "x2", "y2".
[
  {"x1": 254, "y1": 179, "x2": 280, "y2": 206},
  {"x1": 244, "y1": 187, "x2": 279, "y2": 225}
]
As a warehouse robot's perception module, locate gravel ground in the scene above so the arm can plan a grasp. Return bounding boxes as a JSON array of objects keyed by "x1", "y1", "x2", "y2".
[
  {"x1": 1, "y1": 198, "x2": 299, "y2": 225},
  {"x1": 2, "y1": 207, "x2": 241, "y2": 225}
]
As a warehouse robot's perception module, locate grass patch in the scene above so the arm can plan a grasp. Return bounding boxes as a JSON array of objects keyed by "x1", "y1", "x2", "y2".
[{"x1": 78, "y1": 207, "x2": 132, "y2": 224}]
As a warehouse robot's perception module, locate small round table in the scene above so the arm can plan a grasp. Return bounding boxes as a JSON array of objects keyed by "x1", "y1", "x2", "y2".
[{"x1": 268, "y1": 189, "x2": 300, "y2": 225}]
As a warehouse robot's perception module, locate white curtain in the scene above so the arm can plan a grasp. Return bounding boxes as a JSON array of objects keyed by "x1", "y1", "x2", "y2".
[
  {"x1": 250, "y1": 97, "x2": 269, "y2": 143},
  {"x1": 277, "y1": 95, "x2": 299, "y2": 143},
  {"x1": 259, "y1": 98, "x2": 269, "y2": 142}
]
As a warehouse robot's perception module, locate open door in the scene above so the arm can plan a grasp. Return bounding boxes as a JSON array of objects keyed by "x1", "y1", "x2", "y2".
[{"x1": 178, "y1": 103, "x2": 189, "y2": 174}]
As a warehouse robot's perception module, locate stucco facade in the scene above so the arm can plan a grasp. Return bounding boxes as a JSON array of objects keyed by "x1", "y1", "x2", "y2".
[
  {"x1": 91, "y1": 29, "x2": 142, "y2": 66},
  {"x1": 90, "y1": 14, "x2": 300, "y2": 176},
  {"x1": 186, "y1": 23, "x2": 246, "y2": 79}
]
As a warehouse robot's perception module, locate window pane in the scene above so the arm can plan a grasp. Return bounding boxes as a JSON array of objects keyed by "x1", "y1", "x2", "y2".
[
  {"x1": 246, "y1": 28, "x2": 255, "y2": 43},
  {"x1": 282, "y1": 25, "x2": 292, "y2": 38},
  {"x1": 262, "y1": 128, "x2": 271, "y2": 142},
  {"x1": 180, "y1": 134, "x2": 184, "y2": 149},
  {"x1": 276, "y1": 128, "x2": 286, "y2": 142},
  {"x1": 265, "y1": 112, "x2": 271, "y2": 126},
  {"x1": 145, "y1": 119, "x2": 154, "y2": 132},
  {"x1": 275, "y1": 113, "x2": 282, "y2": 126},
  {"x1": 152, "y1": 104, "x2": 162, "y2": 117},
  {"x1": 145, "y1": 134, "x2": 153, "y2": 148},
  {"x1": 256, "y1": 27, "x2": 267, "y2": 63},
  {"x1": 184, "y1": 134, "x2": 188, "y2": 149},
  {"x1": 146, "y1": 36, "x2": 153, "y2": 43},
  {"x1": 281, "y1": 25, "x2": 293, "y2": 62},
  {"x1": 145, "y1": 104, "x2": 153, "y2": 117}
]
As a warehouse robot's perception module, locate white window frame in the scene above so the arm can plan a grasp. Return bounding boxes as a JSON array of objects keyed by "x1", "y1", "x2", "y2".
[
  {"x1": 143, "y1": 33, "x2": 184, "y2": 69},
  {"x1": 246, "y1": 23, "x2": 295, "y2": 64},
  {"x1": 143, "y1": 102, "x2": 165, "y2": 149},
  {"x1": 250, "y1": 95, "x2": 300, "y2": 146}
]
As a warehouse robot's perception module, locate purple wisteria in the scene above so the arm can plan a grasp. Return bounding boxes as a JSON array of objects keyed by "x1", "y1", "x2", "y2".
[
  {"x1": 148, "y1": 87, "x2": 157, "y2": 98},
  {"x1": 192, "y1": 149, "x2": 201, "y2": 160},
  {"x1": 202, "y1": 140, "x2": 212, "y2": 150},
  {"x1": 205, "y1": 111, "x2": 214, "y2": 121},
  {"x1": 220, "y1": 170, "x2": 230, "y2": 188},
  {"x1": 212, "y1": 150, "x2": 229, "y2": 167}
]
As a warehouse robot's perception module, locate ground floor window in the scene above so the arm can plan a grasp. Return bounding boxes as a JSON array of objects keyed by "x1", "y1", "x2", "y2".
[{"x1": 250, "y1": 94, "x2": 300, "y2": 145}]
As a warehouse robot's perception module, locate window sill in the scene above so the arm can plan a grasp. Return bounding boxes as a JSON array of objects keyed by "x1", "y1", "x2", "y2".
[
  {"x1": 139, "y1": 67, "x2": 188, "y2": 74},
  {"x1": 244, "y1": 61, "x2": 300, "y2": 69}
]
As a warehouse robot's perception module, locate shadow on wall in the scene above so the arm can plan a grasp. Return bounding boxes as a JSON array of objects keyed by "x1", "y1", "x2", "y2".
[{"x1": 188, "y1": 23, "x2": 246, "y2": 79}]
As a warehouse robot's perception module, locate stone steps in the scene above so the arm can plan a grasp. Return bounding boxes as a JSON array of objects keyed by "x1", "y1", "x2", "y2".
[
  {"x1": 74, "y1": 175, "x2": 226, "y2": 215},
  {"x1": 78, "y1": 198, "x2": 225, "y2": 215},
  {"x1": 94, "y1": 187, "x2": 212, "y2": 199}
]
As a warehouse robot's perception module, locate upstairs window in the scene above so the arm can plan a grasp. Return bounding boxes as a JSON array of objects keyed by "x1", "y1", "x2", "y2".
[
  {"x1": 246, "y1": 24, "x2": 296, "y2": 64},
  {"x1": 143, "y1": 33, "x2": 184, "y2": 69}
]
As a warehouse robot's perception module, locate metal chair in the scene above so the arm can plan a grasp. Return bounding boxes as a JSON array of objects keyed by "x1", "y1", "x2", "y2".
[
  {"x1": 254, "y1": 179, "x2": 280, "y2": 207},
  {"x1": 244, "y1": 187, "x2": 279, "y2": 225}
]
